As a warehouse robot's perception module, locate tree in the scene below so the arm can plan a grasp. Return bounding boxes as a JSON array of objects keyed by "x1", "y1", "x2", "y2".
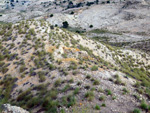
[
  {"x1": 70, "y1": 11, "x2": 74, "y2": 15},
  {"x1": 96, "y1": 0, "x2": 99, "y2": 4},
  {"x1": 68, "y1": 1, "x2": 74, "y2": 8},
  {"x1": 62, "y1": 21, "x2": 69, "y2": 28},
  {"x1": 50, "y1": 14, "x2": 53, "y2": 17},
  {"x1": 89, "y1": 25, "x2": 93, "y2": 28},
  {"x1": 107, "y1": 0, "x2": 110, "y2": 3}
]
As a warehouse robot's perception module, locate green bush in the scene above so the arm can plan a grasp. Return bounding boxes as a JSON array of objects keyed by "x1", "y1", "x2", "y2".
[
  {"x1": 72, "y1": 71, "x2": 77, "y2": 75},
  {"x1": 62, "y1": 53, "x2": 67, "y2": 58},
  {"x1": 68, "y1": 78, "x2": 74, "y2": 83},
  {"x1": 90, "y1": 29, "x2": 109, "y2": 34},
  {"x1": 1, "y1": 67, "x2": 8, "y2": 74},
  {"x1": 67, "y1": 95, "x2": 76, "y2": 107},
  {"x1": 98, "y1": 88, "x2": 104, "y2": 93},
  {"x1": 60, "y1": 109, "x2": 66, "y2": 113},
  {"x1": 44, "y1": 100, "x2": 58, "y2": 113},
  {"x1": 86, "y1": 74, "x2": 91, "y2": 79},
  {"x1": 69, "y1": 62, "x2": 77, "y2": 70},
  {"x1": 49, "y1": 64, "x2": 55, "y2": 70},
  {"x1": 54, "y1": 79, "x2": 62, "y2": 87},
  {"x1": 0, "y1": 76, "x2": 16, "y2": 106},
  {"x1": 112, "y1": 96, "x2": 117, "y2": 100},
  {"x1": 0, "y1": 54, "x2": 4, "y2": 61},
  {"x1": 101, "y1": 103, "x2": 106, "y2": 107},
  {"x1": 134, "y1": 81, "x2": 140, "y2": 88},
  {"x1": 49, "y1": 89, "x2": 58, "y2": 99},
  {"x1": 73, "y1": 87, "x2": 80, "y2": 95},
  {"x1": 39, "y1": 74, "x2": 46, "y2": 82},
  {"x1": 29, "y1": 28, "x2": 36, "y2": 35},
  {"x1": 106, "y1": 89, "x2": 112, "y2": 95},
  {"x1": 19, "y1": 65, "x2": 26, "y2": 73},
  {"x1": 62, "y1": 84, "x2": 71, "y2": 92},
  {"x1": 17, "y1": 89, "x2": 31, "y2": 101},
  {"x1": 91, "y1": 65, "x2": 98, "y2": 71},
  {"x1": 114, "y1": 77, "x2": 122, "y2": 84},
  {"x1": 85, "y1": 91, "x2": 94, "y2": 101},
  {"x1": 140, "y1": 101, "x2": 148, "y2": 110},
  {"x1": 95, "y1": 104, "x2": 100, "y2": 110},
  {"x1": 133, "y1": 108, "x2": 141, "y2": 113},
  {"x1": 26, "y1": 97, "x2": 40, "y2": 108},
  {"x1": 99, "y1": 96, "x2": 105, "y2": 101},
  {"x1": 122, "y1": 88, "x2": 129, "y2": 94},
  {"x1": 137, "y1": 88, "x2": 144, "y2": 94},
  {"x1": 93, "y1": 80, "x2": 100, "y2": 85}
]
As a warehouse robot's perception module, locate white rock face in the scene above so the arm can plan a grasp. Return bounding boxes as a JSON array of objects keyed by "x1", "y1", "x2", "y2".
[
  {"x1": 2, "y1": 104, "x2": 29, "y2": 113},
  {"x1": 145, "y1": 0, "x2": 150, "y2": 4}
]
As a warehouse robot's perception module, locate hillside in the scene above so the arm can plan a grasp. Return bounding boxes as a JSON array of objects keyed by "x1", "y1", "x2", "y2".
[
  {"x1": 0, "y1": 19, "x2": 150, "y2": 113},
  {"x1": 1, "y1": 0, "x2": 150, "y2": 53}
]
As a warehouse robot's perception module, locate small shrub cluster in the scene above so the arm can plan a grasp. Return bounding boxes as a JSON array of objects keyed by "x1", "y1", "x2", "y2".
[{"x1": 91, "y1": 65, "x2": 98, "y2": 71}]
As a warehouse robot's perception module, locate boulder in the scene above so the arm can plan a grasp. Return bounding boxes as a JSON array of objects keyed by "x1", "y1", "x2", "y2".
[{"x1": 1, "y1": 104, "x2": 29, "y2": 113}]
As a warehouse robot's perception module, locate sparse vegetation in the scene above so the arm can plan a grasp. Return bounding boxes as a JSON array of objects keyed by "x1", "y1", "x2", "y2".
[
  {"x1": 85, "y1": 91, "x2": 94, "y2": 101},
  {"x1": 140, "y1": 101, "x2": 148, "y2": 110},
  {"x1": 0, "y1": 19, "x2": 150, "y2": 113}
]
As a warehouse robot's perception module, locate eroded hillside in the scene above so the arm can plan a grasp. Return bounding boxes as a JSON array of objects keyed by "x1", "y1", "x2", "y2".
[{"x1": 0, "y1": 20, "x2": 150, "y2": 113}]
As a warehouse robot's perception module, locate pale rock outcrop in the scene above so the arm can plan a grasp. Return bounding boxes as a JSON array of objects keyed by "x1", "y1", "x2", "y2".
[{"x1": 1, "y1": 104, "x2": 29, "y2": 113}]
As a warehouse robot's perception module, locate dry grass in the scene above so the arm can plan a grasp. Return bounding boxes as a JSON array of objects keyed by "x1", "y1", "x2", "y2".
[{"x1": 61, "y1": 58, "x2": 78, "y2": 62}]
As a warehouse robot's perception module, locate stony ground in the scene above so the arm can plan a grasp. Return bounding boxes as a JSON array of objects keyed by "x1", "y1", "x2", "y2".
[
  {"x1": 0, "y1": 0, "x2": 150, "y2": 113},
  {"x1": 0, "y1": 20, "x2": 150, "y2": 113}
]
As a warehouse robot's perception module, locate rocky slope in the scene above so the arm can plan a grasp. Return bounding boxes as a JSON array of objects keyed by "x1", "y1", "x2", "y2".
[
  {"x1": 46, "y1": 0, "x2": 150, "y2": 34},
  {"x1": 0, "y1": 19, "x2": 150, "y2": 113},
  {"x1": 45, "y1": 0, "x2": 150, "y2": 53},
  {"x1": 1, "y1": 0, "x2": 150, "y2": 47}
]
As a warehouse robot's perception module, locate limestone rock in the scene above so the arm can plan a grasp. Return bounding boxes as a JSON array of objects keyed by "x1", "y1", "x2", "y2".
[{"x1": 1, "y1": 104, "x2": 29, "y2": 113}]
